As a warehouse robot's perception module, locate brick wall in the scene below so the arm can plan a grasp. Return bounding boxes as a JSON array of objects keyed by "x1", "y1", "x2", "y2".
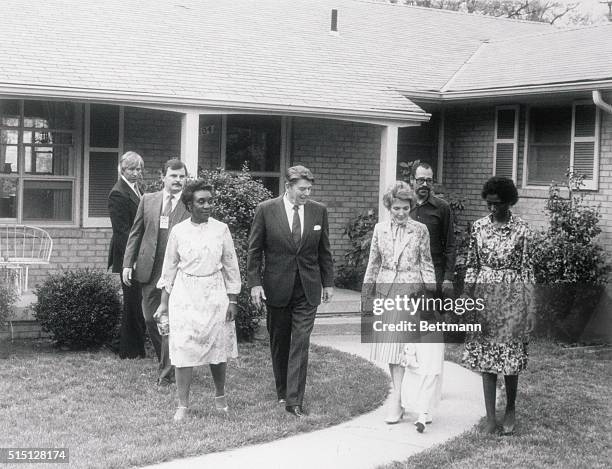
[
  {"x1": 26, "y1": 228, "x2": 112, "y2": 290},
  {"x1": 124, "y1": 107, "x2": 182, "y2": 183},
  {"x1": 291, "y1": 118, "x2": 381, "y2": 263}
]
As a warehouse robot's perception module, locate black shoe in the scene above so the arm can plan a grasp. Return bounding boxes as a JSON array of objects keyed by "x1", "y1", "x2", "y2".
[{"x1": 285, "y1": 405, "x2": 306, "y2": 418}]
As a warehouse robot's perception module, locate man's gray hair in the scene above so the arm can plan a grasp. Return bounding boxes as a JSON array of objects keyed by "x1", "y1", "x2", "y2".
[
  {"x1": 118, "y1": 151, "x2": 144, "y2": 175},
  {"x1": 285, "y1": 165, "x2": 314, "y2": 184}
]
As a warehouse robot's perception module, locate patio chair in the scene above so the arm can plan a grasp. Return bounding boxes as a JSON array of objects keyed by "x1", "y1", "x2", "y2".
[{"x1": 0, "y1": 225, "x2": 53, "y2": 294}]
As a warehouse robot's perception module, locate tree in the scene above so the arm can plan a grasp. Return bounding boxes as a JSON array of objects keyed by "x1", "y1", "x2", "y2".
[{"x1": 388, "y1": 1, "x2": 596, "y2": 25}]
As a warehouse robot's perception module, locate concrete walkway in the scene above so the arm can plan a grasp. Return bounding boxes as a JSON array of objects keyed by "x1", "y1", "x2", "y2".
[{"x1": 146, "y1": 316, "x2": 484, "y2": 469}]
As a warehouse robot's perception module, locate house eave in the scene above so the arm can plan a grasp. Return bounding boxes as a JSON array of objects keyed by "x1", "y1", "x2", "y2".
[
  {"x1": 0, "y1": 83, "x2": 430, "y2": 127},
  {"x1": 403, "y1": 80, "x2": 612, "y2": 102}
]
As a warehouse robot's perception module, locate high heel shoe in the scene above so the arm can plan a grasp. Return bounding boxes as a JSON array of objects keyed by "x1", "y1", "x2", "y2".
[
  {"x1": 215, "y1": 395, "x2": 228, "y2": 412},
  {"x1": 173, "y1": 406, "x2": 188, "y2": 422},
  {"x1": 502, "y1": 408, "x2": 515, "y2": 435}
]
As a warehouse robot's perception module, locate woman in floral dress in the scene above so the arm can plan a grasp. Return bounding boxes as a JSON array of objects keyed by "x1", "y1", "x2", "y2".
[
  {"x1": 462, "y1": 176, "x2": 535, "y2": 435},
  {"x1": 155, "y1": 179, "x2": 241, "y2": 421}
]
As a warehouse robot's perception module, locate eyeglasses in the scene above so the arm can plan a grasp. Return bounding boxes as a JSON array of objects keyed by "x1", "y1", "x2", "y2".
[{"x1": 415, "y1": 178, "x2": 434, "y2": 185}]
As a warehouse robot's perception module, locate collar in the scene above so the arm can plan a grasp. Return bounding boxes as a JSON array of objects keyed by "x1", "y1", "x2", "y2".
[
  {"x1": 486, "y1": 211, "x2": 516, "y2": 229},
  {"x1": 121, "y1": 175, "x2": 138, "y2": 191},
  {"x1": 413, "y1": 193, "x2": 441, "y2": 209},
  {"x1": 163, "y1": 189, "x2": 182, "y2": 200},
  {"x1": 283, "y1": 193, "x2": 304, "y2": 210}
]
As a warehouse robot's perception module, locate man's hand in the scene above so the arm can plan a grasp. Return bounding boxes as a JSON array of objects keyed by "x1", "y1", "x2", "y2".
[
  {"x1": 250, "y1": 286, "x2": 266, "y2": 309},
  {"x1": 322, "y1": 287, "x2": 334, "y2": 303},
  {"x1": 441, "y1": 280, "x2": 454, "y2": 298},
  {"x1": 122, "y1": 268, "x2": 133, "y2": 287}
]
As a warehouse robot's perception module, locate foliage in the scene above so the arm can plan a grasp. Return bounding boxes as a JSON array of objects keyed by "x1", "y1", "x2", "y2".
[
  {"x1": 199, "y1": 166, "x2": 273, "y2": 341},
  {"x1": 532, "y1": 172, "x2": 610, "y2": 285},
  {"x1": 0, "y1": 269, "x2": 19, "y2": 330},
  {"x1": 385, "y1": 0, "x2": 597, "y2": 25},
  {"x1": 33, "y1": 269, "x2": 121, "y2": 350},
  {"x1": 336, "y1": 209, "x2": 378, "y2": 291},
  {"x1": 531, "y1": 172, "x2": 610, "y2": 341}
]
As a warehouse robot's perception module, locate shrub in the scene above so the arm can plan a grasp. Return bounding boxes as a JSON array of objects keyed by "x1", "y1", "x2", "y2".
[
  {"x1": 199, "y1": 166, "x2": 273, "y2": 341},
  {"x1": 531, "y1": 172, "x2": 610, "y2": 341},
  {"x1": 336, "y1": 209, "x2": 378, "y2": 291},
  {"x1": 34, "y1": 269, "x2": 121, "y2": 349},
  {"x1": 0, "y1": 269, "x2": 19, "y2": 330}
]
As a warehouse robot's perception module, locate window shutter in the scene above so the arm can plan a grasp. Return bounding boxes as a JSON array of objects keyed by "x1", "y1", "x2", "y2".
[
  {"x1": 571, "y1": 102, "x2": 599, "y2": 190},
  {"x1": 494, "y1": 106, "x2": 519, "y2": 181},
  {"x1": 88, "y1": 151, "x2": 118, "y2": 217}
]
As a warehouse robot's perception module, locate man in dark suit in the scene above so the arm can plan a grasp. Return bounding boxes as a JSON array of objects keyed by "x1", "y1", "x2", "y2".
[
  {"x1": 247, "y1": 165, "x2": 334, "y2": 417},
  {"x1": 108, "y1": 151, "x2": 146, "y2": 359},
  {"x1": 122, "y1": 158, "x2": 190, "y2": 385}
]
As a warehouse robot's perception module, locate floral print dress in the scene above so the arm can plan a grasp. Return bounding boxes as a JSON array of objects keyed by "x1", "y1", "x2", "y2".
[
  {"x1": 462, "y1": 213, "x2": 534, "y2": 375},
  {"x1": 157, "y1": 217, "x2": 241, "y2": 367}
]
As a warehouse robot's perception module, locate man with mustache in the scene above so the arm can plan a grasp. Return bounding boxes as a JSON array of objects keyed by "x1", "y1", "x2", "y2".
[
  {"x1": 123, "y1": 159, "x2": 190, "y2": 386},
  {"x1": 247, "y1": 165, "x2": 334, "y2": 418}
]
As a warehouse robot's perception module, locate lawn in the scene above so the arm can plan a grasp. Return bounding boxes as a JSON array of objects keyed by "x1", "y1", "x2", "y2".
[
  {"x1": 382, "y1": 340, "x2": 612, "y2": 469},
  {"x1": 1, "y1": 339, "x2": 388, "y2": 468}
]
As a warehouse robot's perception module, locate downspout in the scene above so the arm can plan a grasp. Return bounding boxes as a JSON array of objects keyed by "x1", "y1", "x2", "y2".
[{"x1": 593, "y1": 90, "x2": 612, "y2": 114}]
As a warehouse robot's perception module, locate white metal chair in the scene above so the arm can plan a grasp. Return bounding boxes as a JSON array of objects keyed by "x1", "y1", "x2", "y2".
[{"x1": 0, "y1": 225, "x2": 53, "y2": 293}]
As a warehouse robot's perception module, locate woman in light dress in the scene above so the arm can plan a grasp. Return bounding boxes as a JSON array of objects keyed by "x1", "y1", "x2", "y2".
[
  {"x1": 362, "y1": 181, "x2": 443, "y2": 433},
  {"x1": 155, "y1": 179, "x2": 241, "y2": 422}
]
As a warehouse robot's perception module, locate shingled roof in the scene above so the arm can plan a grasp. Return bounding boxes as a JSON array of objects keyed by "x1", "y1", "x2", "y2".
[{"x1": 0, "y1": 0, "x2": 606, "y2": 121}]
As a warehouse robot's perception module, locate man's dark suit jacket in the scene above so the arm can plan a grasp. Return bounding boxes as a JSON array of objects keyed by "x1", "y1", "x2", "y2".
[
  {"x1": 247, "y1": 197, "x2": 334, "y2": 307},
  {"x1": 123, "y1": 191, "x2": 189, "y2": 285},
  {"x1": 108, "y1": 178, "x2": 140, "y2": 273}
]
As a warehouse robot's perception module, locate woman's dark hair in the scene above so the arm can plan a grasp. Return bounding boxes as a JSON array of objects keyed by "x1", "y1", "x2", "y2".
[
  {"x1": 481, "y1": 176, "x2": 518, "y2": 206},
  {"x1": 181, "y1": 179, "x2": 214, "y2": 210}
]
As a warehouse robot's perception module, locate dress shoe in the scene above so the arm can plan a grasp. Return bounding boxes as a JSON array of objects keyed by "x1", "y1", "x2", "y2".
[
  {"x1": 215, "y1": 395, "x2": 228, "y2": 412},
  {"x1": 278, "y1": 398, "x2": 286, "y2": 405},
  {"x1": 502, "y1": 408, "x2": 516, "y2": 435},
  {"x1": 173, "y1": 406, "x2": 188, "y2": 422},
  {"x1": 414, "y1": 413, "x2": 433, "y2": 425},
  {"x1": 285, "y1": 405, "x2": 306, "y2": 418}
]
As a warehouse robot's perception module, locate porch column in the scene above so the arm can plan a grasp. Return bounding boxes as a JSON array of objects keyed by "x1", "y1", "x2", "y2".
[
  {"x1": 378, "y1": 125, "x2": 398, "y2": 220},
  {"x1": 180, "y1": 111, "x2": 199, "y2": 176}
]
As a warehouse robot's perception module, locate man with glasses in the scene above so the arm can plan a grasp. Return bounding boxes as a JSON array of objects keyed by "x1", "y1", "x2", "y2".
[{"x1": 409, "y1": 162, "x2": 455, "y2": 295}]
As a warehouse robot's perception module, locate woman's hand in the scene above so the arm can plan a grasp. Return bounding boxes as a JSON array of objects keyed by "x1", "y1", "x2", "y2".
[
  {"x1": 226, "y1": 302, "x2": 238, "y2": 322},
  {"x1": 153, "y1": 303, "x2": 168, "y2": 323}
]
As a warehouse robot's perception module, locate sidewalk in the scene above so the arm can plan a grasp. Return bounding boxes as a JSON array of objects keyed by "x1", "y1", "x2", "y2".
[{"x1": 145, "y1": 316, "x2": 484, "y2": 469}]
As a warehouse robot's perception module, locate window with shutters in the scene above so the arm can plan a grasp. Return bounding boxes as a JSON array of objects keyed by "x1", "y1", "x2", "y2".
[
  {"x1": 525, "y1": 102, "x2": 599, "y2": 189},
  {"x1": 494, "y1": 106, "x2": 519, "y2": 181},
  {"x1": 83, "y1": 104, "x2": 123, "y2": 226},
  {"x1": 0, "y1": 99, "x2": 79, "y2": 223}
]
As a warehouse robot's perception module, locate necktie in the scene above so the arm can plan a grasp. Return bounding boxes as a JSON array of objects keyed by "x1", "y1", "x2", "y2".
[
  {"x1": 134, "y1": 184, "x2": 141, "y2": 198},
  {"x1": 291, "y1": 205, "x2": 301, "y2": 247},
  {"x1": 162, "y1": 194, "x2": 173, "y2": 217}
]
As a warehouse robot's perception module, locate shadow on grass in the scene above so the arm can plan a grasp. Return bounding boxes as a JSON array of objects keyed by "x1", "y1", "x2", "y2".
[
  {"x1": 1, "y1": 340, "x2": 388, "y2": 468},
  {"x1": 383, "y1": 340, "x2": 612, "y2": 469}
]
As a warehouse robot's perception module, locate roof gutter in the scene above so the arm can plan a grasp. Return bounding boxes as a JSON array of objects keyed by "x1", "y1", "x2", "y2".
[
  {"x1": 0, "y1": 83, "x2": 430, "y2": 127},
  {"x1": 593, "y1": 90, "x2": 612, "y2": 114},
  {"x1": 403, "y1": 79, "x2": 612, "y2": 102}
]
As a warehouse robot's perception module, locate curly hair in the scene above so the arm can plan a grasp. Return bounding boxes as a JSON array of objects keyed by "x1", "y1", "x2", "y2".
[
  {"x1": 181, "y1": 178, "x2": 214, "y2": 210},
  {"x1": 481, "y1": 176, "x2": 518, "y2": 205},
  {"x1": 382, "y1": 181, "x2": 413, "y2": 210}
]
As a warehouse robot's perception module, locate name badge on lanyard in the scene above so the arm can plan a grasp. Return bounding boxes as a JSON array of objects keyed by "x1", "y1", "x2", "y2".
[{"x1": 159, "y1": 216, "x2": 169, "y2": 230}]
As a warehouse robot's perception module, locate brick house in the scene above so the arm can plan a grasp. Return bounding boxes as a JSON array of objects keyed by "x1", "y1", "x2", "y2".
[{"x1": 0, "y1": 0, "x2": 610, "y2": 300}]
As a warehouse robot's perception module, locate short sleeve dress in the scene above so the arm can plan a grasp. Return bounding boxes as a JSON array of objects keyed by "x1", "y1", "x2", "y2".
[
  {"x1": 157, "y1": 217, "x2": 241, "y2": 367},
  {"x1": 462, "y1": 213, "x2": 534, "y2": 375}
]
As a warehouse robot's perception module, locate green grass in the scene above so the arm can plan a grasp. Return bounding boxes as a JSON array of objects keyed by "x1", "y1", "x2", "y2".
[
  {"x1": 382, "y1": 341, "x2": 612, "y2": 469},
  {"x1": 1, "y1": 340, "x2": 388, "y2": 468}
]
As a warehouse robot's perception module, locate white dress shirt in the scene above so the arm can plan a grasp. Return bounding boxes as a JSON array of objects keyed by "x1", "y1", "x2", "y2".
[
  {"x1": 283, "y1": 193, "x2": 304, "y2": 237},
  {"x1": 163, "y1": 190, "x2": 182, "y2": 212}
]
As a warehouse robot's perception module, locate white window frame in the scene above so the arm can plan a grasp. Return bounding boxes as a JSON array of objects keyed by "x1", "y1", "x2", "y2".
[
  {"x1": 493, "y1": 105, "x2": 519, "y2": 182},
  {"x1": 220, "y1": 115, "x2": 289, "y2": 195},
  {"x1": 522, "y1": 101, "x2": 600, "y2": 190},
  {"x1": 83, "y1": 104, "x2": 124, "y2": 227},
  {"x1": 0, "y1": 99, "x2": 82, "y2": 227}
]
